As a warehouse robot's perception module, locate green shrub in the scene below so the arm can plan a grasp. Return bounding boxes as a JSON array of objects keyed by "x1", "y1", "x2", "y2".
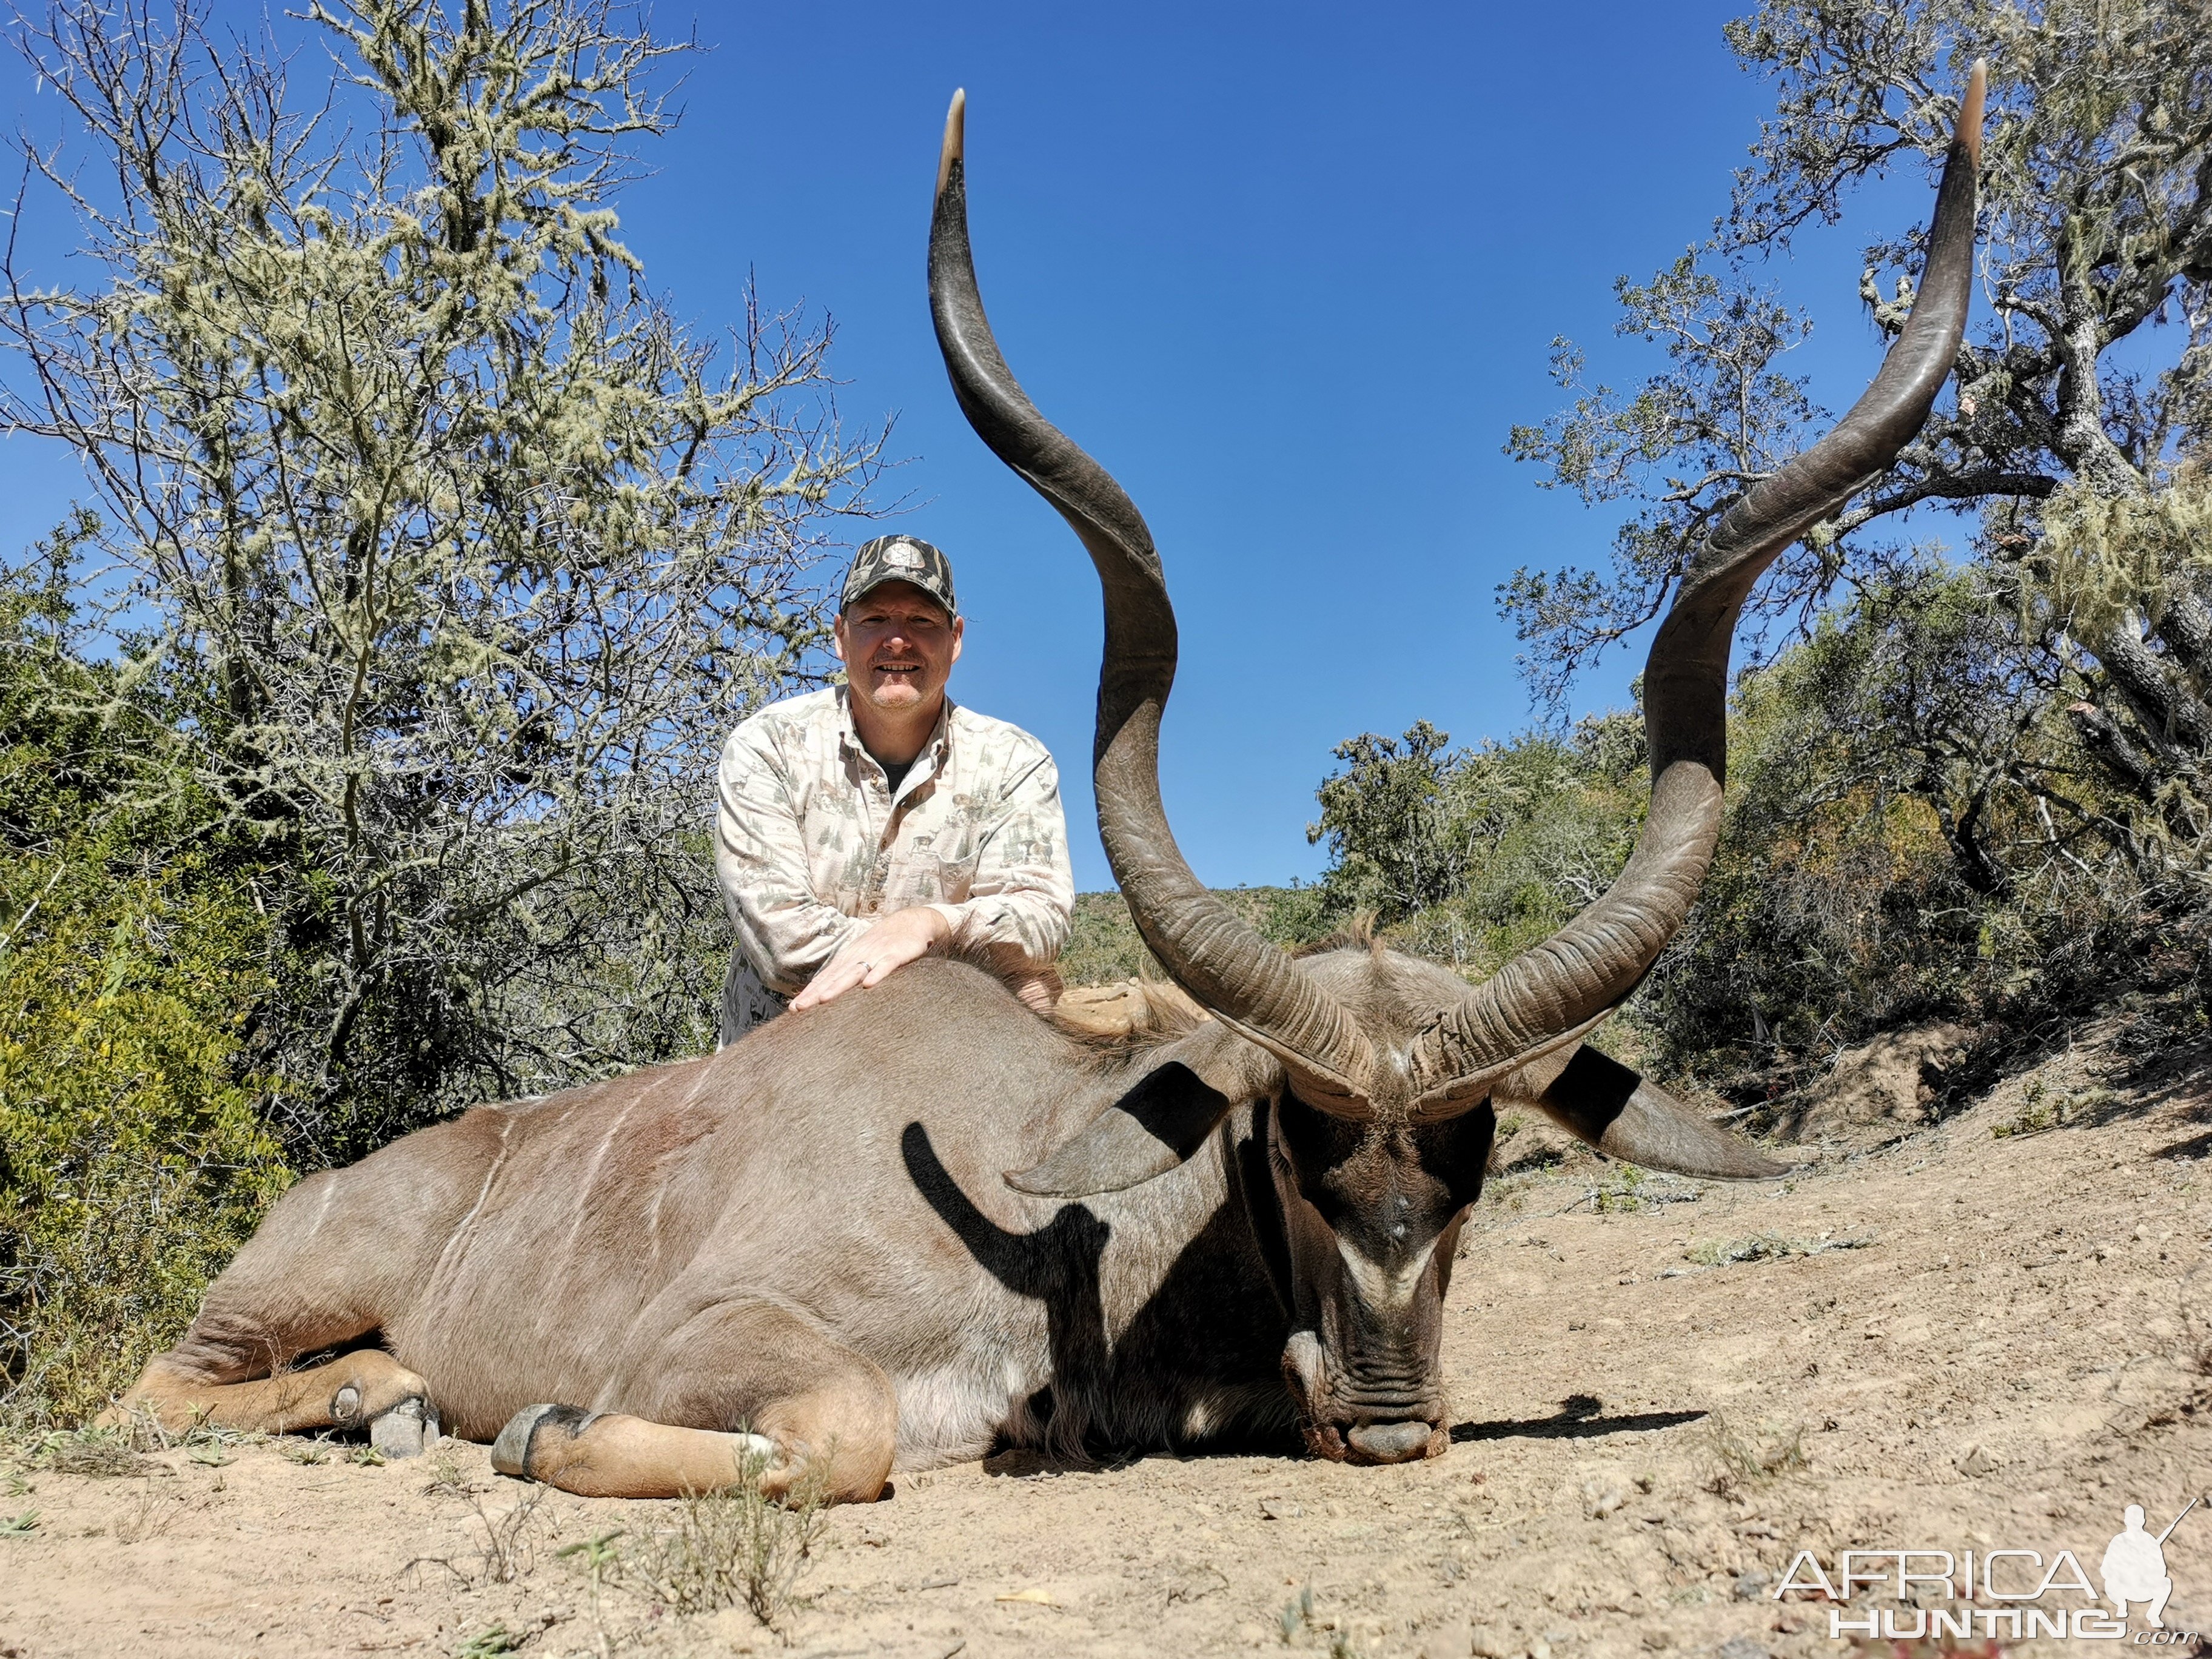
[
  {"x1": 0, "y1": 833, "x2": 288, "y2": 1429},
  {"x1": 0, "y1": 543, "x2": 290, "y2": 1430},
  {"x1": 1301, "y1": 713, "x2": 1645, "y2": 981},
  {"x1": 1306, "y1": 570, "x2": 2161, "y2": 1097},
  {"x1": 1634, "y1": 570, "x2": 2142, "y2": 1085},
  {"x1": 1059, "y1": 886, "x2": 1332, "y2": 988}
]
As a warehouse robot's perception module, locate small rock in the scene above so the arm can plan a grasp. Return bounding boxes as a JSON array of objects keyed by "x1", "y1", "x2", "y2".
[
  {"x1": 1732, "y1": 1570, "x2": 1769, "y2": 1600},
  {"x1": 1716, "y1": 1641, "x2": 1772, "y2": 1659},
  {"x1": 1235, "y1": 1623, "x2": 1270, "y2": 1647},
  {"x1": 1259, "y1": 1496, "x2": 1303, "y2": 1521},
  {"x1": 1585, "y1": 1482, "x2": 1627, "y2": 1519},
  {"x1": 1642, "y1": 1632, "x2": 1673, "y2": 1651},
  {"x1": 1418, "y1": 1623, "x2": 1475, "y2": 1659},
  {"x1": 1530, "y1": 1641, "x2": 1553, "y2": 1659},
  {"x1": 1468, "y1": 1626, "x2": 1514, "y2": 1659},
  {"x1": 1957, "y1": 1445, "x2": 2000, "y2": 1477}
]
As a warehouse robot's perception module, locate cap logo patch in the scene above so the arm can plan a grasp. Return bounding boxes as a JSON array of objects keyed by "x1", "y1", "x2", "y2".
[{"x1": 885, "y1": 542, "x2": 924, "y2": 569}]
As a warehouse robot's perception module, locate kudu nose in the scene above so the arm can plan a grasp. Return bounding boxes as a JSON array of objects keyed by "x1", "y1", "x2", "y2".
[{"x1": 1345, "y1": 1420, "x2": 1433, "y2": 1463}]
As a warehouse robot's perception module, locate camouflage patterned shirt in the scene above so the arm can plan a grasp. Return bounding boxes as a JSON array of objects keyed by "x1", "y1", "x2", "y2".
[{"x1": 715, "y1": 686, "x2": 1075, "y2": 1002}]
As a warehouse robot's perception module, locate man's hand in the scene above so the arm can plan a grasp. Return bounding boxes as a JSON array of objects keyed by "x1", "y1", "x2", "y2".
[{"x1": 789, "y1": 906, "x2": 953, "y2": 1012}]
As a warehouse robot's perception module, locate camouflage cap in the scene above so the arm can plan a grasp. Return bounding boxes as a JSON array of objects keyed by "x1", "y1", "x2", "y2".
[{"x1": 841, "y1": 535, "x2": 957, "y2": 617}]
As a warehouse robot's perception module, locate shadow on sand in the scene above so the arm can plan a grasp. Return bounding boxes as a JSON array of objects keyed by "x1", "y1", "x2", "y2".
[{"x1": 1451, "y1": 1396, "x2": 1706, "y2": 1444}]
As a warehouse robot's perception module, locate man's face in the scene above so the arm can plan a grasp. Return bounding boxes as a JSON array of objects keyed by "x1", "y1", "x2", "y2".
[{"x1": 833, "y1": 581, "x2": 964, "y2": 718}]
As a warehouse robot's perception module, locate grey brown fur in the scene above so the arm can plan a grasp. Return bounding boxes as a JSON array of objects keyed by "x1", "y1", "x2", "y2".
[{"x1": 130, "y1": 943, "x2": 1726, "y2": 1487}]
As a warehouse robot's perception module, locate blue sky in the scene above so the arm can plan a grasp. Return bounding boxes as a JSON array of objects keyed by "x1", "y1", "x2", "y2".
[{"x1": 0, "y1": 1, "x2": 1930, "y2": 891}]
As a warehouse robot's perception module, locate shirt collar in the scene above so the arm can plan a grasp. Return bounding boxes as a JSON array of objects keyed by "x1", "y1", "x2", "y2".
[{"x1": 835, "y1": 685, "x2": 955, "y2": 771}]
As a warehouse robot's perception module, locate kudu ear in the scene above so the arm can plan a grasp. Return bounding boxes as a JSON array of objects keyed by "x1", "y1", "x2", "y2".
[
  {"x1": 1007, "y1": 1024, "x2": 1283, "y2": 1198},
  {"x1": 1498, "y1": 1044, "x2": 1789, "y2": 1182}
]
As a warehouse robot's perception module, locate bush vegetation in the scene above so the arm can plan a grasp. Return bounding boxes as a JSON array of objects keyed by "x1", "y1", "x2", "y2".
[
  {"x1": 1061, "y1": 887, "x2": 1329, "y2": 987},
  {"x1": 1287, "y1": 0, "x2": 2212, "y2": 1096},
  {"x1": 0, "y1": 0, "x2": 870, "y2": 1431},
  {"x1": 1296, "y1": 563, "x2": 2193, "y2": 1098},
  {"x1": 0, "y1": 535, "x2": 290, "y2": 1425}
]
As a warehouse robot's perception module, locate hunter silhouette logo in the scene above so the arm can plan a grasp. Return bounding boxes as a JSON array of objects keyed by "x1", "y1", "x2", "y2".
[
  {"x1": 2103, "y1": 1499, "x2": 2194, "y2": 1631},
  {"x1": 1777, "y1": 1493, "x2": 2202, "y2": 1641}
]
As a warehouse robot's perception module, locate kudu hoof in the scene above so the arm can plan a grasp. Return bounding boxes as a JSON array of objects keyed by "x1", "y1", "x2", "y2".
[
  {"x1": 491, "y1": 1403, "x2": 592, "y2": 1481},
  {"x1": 369, "y1": 1396, "x2": 440, "y2": 1458}
]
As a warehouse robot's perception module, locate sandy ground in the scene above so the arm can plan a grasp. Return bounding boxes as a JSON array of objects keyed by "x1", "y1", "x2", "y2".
[{"x1": 2, "y1": 1023, "x2": 2208, "y2": 1659}]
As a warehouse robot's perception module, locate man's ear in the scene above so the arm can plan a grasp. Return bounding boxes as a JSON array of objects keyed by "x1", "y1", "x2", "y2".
[
  {"x1": 1006, "y1": 1023, "x2": 1282, "y2": 1198},
  {"x1": 1498, "y1": 1044, "x2": 1788, "y2": 1181},
  {"x1": 948, "y1": 612, "x2": 964, "y2": 666},
  {"x1": 830, "y1": 611, "x2": 852, "y2": 668}
]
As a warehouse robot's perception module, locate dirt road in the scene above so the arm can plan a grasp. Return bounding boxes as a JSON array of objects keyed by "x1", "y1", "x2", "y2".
[{"x1": 3, "y1": 1026, "x2": 2206, "y2": 1658}]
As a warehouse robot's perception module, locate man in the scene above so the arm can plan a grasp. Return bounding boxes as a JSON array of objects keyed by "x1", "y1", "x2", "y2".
[{"x1": 714, "y1": 534, "x2": 1074, "y2": 1044}]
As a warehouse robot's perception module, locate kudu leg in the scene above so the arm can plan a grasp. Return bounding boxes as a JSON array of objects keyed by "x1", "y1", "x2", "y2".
[
  {"x1": 491, "y1": 1299, "x2": 896, "y2": 1503},
  {"x1": 101, "y1": 1159, "x2": 447, "y2": 1453},
  {"x1": 108, "y1": 1348, "x2": 438, "y2": 1453}
]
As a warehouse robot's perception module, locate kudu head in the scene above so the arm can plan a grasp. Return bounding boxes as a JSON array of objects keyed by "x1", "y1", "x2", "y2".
[{"x1": 927, "y1": 69, "x2": 1983, "y2": 1464}]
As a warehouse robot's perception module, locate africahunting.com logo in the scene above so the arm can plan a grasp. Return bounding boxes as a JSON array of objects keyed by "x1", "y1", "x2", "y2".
[{"x1": 1774, "y1": 1497, "x2": 2201, "y2": 1642}]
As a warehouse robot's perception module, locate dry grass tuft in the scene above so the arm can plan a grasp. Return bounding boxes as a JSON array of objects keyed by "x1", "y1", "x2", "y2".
[
  {"x1": 1685, "y1": 1232, "x2": 1874, "y2": 1266},
  {"x1": 419, "y1": 1445, "x2": 474, "y2": 1496},
  {"x1": 1702, "y1": 1410, "x2": 1808, "y2": 1498},
  {"x1": 29, "y1": 1424, "x2": 144, "y2": 1477},
  {"x1": 466, "y1": 1489, "x2": 545, "y2": 1585},
  {"x1": 112, "y1": 1482, "x2": 185, "y2": 1544},
  {"x1": 404, "y1": 1488, "x2": 546, "y2": 1590},
  {"x1": 620, "y1": 1444, "x2": 831, "y2": 1628}
]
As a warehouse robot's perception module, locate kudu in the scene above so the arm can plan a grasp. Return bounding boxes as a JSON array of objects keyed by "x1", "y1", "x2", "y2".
[{"x1": 115, "y1": 72, "x2": 1984, "y2": 1502}]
